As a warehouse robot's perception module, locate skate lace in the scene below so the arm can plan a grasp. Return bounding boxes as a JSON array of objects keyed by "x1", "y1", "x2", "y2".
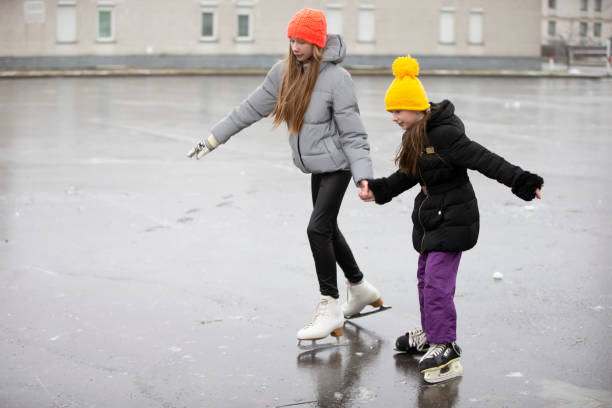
[
  {"x1": 304, "y1": 302, "x2": 328, "y2": 328},
  {"x1": 424, "y1": 343, "x2": 446, "y2": 359},
  {"x1": 407, "y1": 329, "x2": 427, "y2": 349}
]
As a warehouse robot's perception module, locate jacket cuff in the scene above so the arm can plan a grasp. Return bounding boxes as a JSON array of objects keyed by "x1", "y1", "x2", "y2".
[
  {"x1": 367, "y1": 178, "x2": 393, "y2": 205},
  {"x1": 511, "y1": 171, "x2": 544, "y2": 201}
]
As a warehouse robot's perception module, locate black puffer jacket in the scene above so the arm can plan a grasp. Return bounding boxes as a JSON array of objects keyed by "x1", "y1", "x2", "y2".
[{"x1": 368, "y1": 100, "x2": 543, "y2": 254}]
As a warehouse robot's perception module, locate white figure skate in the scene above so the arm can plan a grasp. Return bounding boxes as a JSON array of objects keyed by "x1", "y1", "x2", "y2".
[
  {"x1": 297, "y1": 295, "x2": 346, "y2": 351},
  {"x1": 342, "y1": 279, "x2": 391, "y2": 319}
]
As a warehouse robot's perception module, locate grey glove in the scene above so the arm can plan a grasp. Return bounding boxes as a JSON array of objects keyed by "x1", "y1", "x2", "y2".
[{"x1": 187, "y1": 134, "x2": 220, "y2": 159}]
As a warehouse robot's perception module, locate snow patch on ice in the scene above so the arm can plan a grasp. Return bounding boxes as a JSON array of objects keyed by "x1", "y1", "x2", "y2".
[
  {"x1": 49, "y1": 335, "x2": 61, "y2": 342},
  {"x1": 493, "y1": 271, "x2": 504, "y2": 280},
  {"x1": 589, "y1": 305, "x2": 604, "y2": 312},
  {"x1": 506, "y1": 372, "x2": 524, "y2": 378},
  {"x1": 355, "y1": 387, "x2": 375, "y2": 402},
  {"x1": 168, "y1": 346, "x2": 182, "y2": 353},
  {"x1": 334, "y1": 392, "x2": 343, "y2": 400}
]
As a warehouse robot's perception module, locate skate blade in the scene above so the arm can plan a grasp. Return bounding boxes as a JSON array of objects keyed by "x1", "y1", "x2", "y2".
[
  {"x1": 296, "y1": 338, "x2": 349, "y2": 351},
  {"x1": 345, "y1": 304, "x2": 392, "y2": 320},
  {"x1": 423, "y1": 361, "x2": 463, "y2": 384}
]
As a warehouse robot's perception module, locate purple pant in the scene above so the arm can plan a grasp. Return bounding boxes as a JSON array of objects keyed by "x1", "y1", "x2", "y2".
[{"x1": 417, "y1": 251, "x2": 462, "y2": 344}]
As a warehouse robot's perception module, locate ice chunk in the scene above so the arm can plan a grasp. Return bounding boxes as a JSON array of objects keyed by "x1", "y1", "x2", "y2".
[
  {"x1": 493, "y1": 271, "x2": 504, "y2": 280},
  {"x1": 506, "y1": 372, "x2": 524, "y2": 378},
  {"x1": 589, "y1": 305, "x2": 604, "y2": 312}
]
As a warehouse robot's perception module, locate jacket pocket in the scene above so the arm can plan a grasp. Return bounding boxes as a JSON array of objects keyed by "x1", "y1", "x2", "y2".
[{"x1": 322, "y1": 137, "x2": 344, "y2": 167}]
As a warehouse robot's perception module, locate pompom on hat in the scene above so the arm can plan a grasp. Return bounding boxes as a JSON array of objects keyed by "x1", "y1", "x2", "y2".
[
  {"x1": 384, "y1": 55, "x2": 430, "y2": 112},
  {"x1": 287, "y1": 8, "x2": 327, "y2": 49}
]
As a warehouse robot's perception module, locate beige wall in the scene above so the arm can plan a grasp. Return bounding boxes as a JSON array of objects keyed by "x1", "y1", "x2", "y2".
[
  {"x1": 541, "y1": 0, "x2": 612, "y2": 46},
  {"x1": 0, "y1": 0, "x2": 541, "y2": 58}
]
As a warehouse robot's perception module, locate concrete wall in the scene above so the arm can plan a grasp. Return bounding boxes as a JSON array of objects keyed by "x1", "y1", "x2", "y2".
[{"x1": 0, "y1": 0, "x2": 543, "y2": 70}]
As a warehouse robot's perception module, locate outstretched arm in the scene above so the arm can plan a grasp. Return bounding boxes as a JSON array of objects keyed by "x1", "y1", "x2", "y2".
[
  {"x1": 445, "y1": 133, "x2": 543, "y2": 201},
  {"x1": 210, "y1": 61, "x2": 284, "y2": 144}
]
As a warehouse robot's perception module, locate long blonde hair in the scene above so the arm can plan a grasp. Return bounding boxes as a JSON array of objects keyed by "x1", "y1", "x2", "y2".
[{"x1": 271, "y1": 44, "x2": 324, "y2": 134}]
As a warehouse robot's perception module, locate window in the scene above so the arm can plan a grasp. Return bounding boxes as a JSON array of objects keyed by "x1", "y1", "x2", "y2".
[
  {"x1": 358, "y1": 5, "x2": 375, "y2": 42},
  {"x1": 579, "y1": 21, "x2": 588, "y2": 36},
  {"x1": 97, "y1": 2, "x2": 115, "y2": 42},
  {"x1": 24, "y1": 0, "x2": 45, "y2": 23},
  {"x1": 595, "y1": 0, "x2": 602, "y2": 11},
  {"x1": 580, "y1": 0, "x2": 588, "y2": 11},
  {"x1": 200, "y1": 2, "x2": 218, "y2": 41},
  {"x1": 548, "y1": 20, "x2": 557, "y2": 36},
  {"x1": 326, "y1": 4, "x2": 343, "y2": 35},
  {"x1": 548, "y1": 0, "x2": 556, "y2": 8},
  {"x1": 594, "y1": 22, "x2": 602, "y2": 37},
  {"x1": 236, "y1": 3, "x2": 253, "y2": 41},
  {"x1": 439, "y1": 7, "x2": 455, "y2": 44},
  {"x1": 56, "y1": 1, "x2": 76, "y2": 43},
  {"x1": 468, "y1": 8, "x2": 484, "y2": 44}
]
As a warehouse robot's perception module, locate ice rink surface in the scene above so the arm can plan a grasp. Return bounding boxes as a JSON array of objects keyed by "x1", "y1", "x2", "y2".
[{"x1": 1, "y1": 74, "x2": 611, "y2": 407}]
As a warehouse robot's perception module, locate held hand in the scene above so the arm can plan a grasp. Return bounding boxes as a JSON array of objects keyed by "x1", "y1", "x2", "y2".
[
  {"x1": 187, "y1": 134, "x2": 220, "y2": 159},
  {"x1": 358, "y1": 180, "x2": 375, "y2": 202}
]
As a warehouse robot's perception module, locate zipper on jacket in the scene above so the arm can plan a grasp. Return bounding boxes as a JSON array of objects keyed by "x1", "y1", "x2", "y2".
[
  {"x1": 418, "y1": 189, "x2": 429, "y2": 253},
  {"x1": 296, "y1": 132, "x2": 307, "y2": 170},
  {"x1": 417, "y1": 166, "x2": 429, "y2": 253}
]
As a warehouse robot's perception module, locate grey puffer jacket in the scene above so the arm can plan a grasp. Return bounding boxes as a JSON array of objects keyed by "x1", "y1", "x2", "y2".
[{"x1": 210, "y1": 34, "x2": 373, "y2": 184}]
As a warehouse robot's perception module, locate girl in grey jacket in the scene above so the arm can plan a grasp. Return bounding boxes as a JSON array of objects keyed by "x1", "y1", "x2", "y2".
[{"x1": 187, "y1": 8, "x2": 386, "y2": 343}]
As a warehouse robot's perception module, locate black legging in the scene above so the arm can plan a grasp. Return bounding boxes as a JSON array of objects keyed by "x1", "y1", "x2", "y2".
[{"x1": 307, "y1": 170, "x2": 364, "y2": 298}]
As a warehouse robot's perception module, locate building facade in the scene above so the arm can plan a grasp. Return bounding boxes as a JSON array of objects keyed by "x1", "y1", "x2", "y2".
[
  {"x1": 542, "y1": 0, "x2": 612, "y2": 47},
  {"x1": 1, "y1": 0, "x2": 542, "y2": 70}
]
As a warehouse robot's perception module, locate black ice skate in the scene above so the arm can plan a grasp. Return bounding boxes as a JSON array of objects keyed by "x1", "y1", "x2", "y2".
[
  {"x1": 418, "y1": 342, "x2": 463, "y2": 383},
  {"x1": 394, "y1": 329, "x2": 430, "y2": 354}
]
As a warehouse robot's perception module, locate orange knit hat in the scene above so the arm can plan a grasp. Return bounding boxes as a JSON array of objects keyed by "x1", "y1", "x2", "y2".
[{"x1": 287, "y1": 8, "x2": 327, "y2": 49}]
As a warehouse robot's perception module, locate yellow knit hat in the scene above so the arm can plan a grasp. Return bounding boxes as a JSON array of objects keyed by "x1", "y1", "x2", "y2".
[{"x1": 384, "y1": 55, "x2": 430, "y2": 112}]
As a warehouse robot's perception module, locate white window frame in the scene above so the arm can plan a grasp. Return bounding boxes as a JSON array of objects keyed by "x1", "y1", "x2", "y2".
[
  {"x1": 326, "y1": 4, "x2": 343, "y2": 35},
  {"x1": 200, "y1": 2, "x2": 218, "y2": 42},
  {"x1": 593, "y1": 22, "x2": 602, "y2": 37},
  {"x1": 439, "y1": 7, "x2": 455, "y2": 45},
  {"x1": 548, "y1": 20, "x2": 557, "y2": 36},
  {"x1": 24, "y1": 0, "x2": 45, "y2": 24},
  {"x1": 56, "y1": 1, "x2": 77, "y2": 44},
  {"x1": 96, "y1": 2, "x2": 115, "y2": 43},
  {"x1": 235, "y1": 2, "x2": 254, "y2": 42},
  {"x1": 595, "y1": 0, "x2": 602, "y2": 12},
  {"x1": 579, "y1": 21, "x2": 588, "y2": 37},
  {"x1": 468, "y1": 8, "x2": 484, "y2": 45},
  {"x1": 357, "y1": 4, "x2": 375, "y2": 43}
]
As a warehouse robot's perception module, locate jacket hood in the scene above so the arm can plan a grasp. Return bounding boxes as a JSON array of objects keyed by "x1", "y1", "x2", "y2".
[
  {"x1": 322, "y1": 34, "x2": 346, "y2": 64},
  {"x1": 427, "y1": 100, "x2": 464, "y2": 133}
]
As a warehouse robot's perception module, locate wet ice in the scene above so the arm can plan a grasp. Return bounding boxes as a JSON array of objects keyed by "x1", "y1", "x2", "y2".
[{"x1": 1, "y1": 75, "x2": 611, "y2": 407}]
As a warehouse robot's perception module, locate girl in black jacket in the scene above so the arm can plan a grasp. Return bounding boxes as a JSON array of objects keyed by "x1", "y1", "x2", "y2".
[{"x1": 358, "y1": 56, "x2": 544, "y2": 383}]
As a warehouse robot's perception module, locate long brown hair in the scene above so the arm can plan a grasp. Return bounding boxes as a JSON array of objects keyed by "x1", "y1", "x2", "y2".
[
  {"x1": 271, "y1": 44, "x2": 324, "y2": 134},
  {"x1": 395, "y1": 110, "x2": 432, "y2": 176}
]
